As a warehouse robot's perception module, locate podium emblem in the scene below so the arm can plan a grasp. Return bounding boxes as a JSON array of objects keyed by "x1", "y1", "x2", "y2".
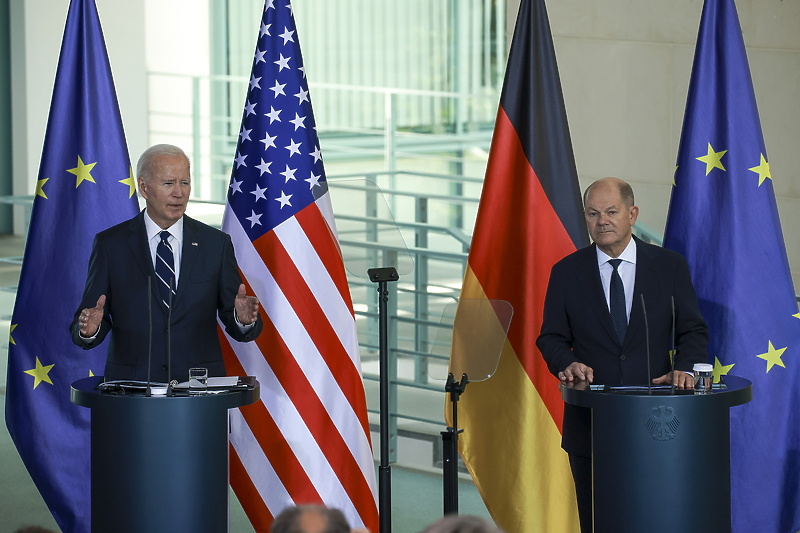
[{"x1": 645, "y1": 405, "x2": 680, "y2": 441}]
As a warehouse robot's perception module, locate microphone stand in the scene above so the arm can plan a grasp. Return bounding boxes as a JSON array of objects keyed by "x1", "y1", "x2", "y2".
[
  {"x1": 670, "y1": 296, "x2": 676, "y2": 395},
  {"x1": 166, "y1": 277, "x2": 174, "y2": 397},
  {"x1": 442, "y1": 372, "x2": 468, "y2": 515},
  {"x1": 640, "y1": 294, "x2": 652, "y2": 394},
  {"x1": 146, "y1": 276, "x2": 153, "y2": 397},
  {"x1": 368, "y1": 266, "x2": 399, "y2": 533}
]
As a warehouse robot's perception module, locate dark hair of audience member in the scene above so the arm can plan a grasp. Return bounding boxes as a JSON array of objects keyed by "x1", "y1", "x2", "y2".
[{"x1": 419, "y1": 514, "x2": 504, "y2": 533}]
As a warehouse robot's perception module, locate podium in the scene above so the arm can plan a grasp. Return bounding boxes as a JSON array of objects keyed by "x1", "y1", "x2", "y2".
[
  {"x1": 71, "y1": 376, "x2": 259, "y2": 533},
  {"x1": 561, "y1": 376, "x2": 751, "y2": 533}
]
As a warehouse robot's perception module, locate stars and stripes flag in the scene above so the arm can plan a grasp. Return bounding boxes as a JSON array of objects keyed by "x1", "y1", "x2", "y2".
[
  {"x1": 663, "y1": 0, "x2": 800, "y2": 531},
  {"x1": 4, "y1": 0, "x2": 139, "y2": 531},
  {"x1": 452, "y1": 0, "x2": 587, "y2": 531},
  {"x1": 219, "y1": 1, "x2": 378, "y2": 531}
]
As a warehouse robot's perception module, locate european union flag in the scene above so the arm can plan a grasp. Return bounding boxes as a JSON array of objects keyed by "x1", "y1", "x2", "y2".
[
  {"x1": 4, "y1": 0, "x2": 139, "y2": 531},
  {"x1": 663, "y1": 0, "x2": 800, "y2": 531}
]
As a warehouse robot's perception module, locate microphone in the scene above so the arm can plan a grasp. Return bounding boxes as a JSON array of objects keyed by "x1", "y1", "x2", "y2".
[
  {"x1": 166, "y1": 276, "x2": 174, "y2": 397},
  {"x1": 146, "y1": 276, "x2": 153, "y2": 397},
  {"x1": 670, "y1": 296, "x2": 676, "y2": 394},
  {"x1": 640, "y1": 294, "x2": 652, "y2": 394}
]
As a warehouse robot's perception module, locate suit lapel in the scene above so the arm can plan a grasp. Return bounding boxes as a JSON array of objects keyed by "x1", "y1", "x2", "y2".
[
  {"x1": 625, "y1": 236, "x2": 658, "y2": 349},
  {"x1": 127, "y1": 211, "x2": 165, "y2": 309},
  {"x1": 576, "y1": 245, "x2": 621, "y2": 345},
  {"x1": 175, "y1": 216, "x2": 200, "y2": 308}
]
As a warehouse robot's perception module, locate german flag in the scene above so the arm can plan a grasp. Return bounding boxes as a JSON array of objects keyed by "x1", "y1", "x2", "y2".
[{"x1": 451, "y1": 0, "x2": 588, "y2": 530}]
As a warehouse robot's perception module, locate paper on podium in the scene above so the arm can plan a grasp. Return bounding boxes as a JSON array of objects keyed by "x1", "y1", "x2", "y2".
[{"x1": 173, "y1": 376, "x2": 242, "y2": 390}]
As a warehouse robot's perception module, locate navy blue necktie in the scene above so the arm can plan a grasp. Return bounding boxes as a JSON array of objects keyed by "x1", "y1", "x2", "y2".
[
  {"x1": 155, "y1": 230, "x2": 176, "y2": 307},
  {"x1": 608, "y1": 259, "x2": 627, "y2": 343}
]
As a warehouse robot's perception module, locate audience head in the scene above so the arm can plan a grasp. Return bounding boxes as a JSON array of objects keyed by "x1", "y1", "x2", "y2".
[
  {"x1": 419, "y1": 514, "x2": 503, "y2": 533},
  {"x1": 271, "y1": 504, "x2": 351, "y2": 533}
]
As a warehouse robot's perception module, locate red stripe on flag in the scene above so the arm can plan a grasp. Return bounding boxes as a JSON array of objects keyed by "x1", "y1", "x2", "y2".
[
  {"x1": 252, "y1": 306, "x2": 377, "y2": 522},
  {"x1": 222, "y1": 252, "x2": 377, "y2": 527},
  {"x1": 296, "y1": 202, "x2": 356, "y2": 316},
  {"x1": 253, "y1": 232, "x2": 371, "y2": 436},
  {"x1": 469, "y1": 107, "x2": 578, "y2": 429},
  {"x1": 230, "y1": 446, "x2": 274, "y2": 532},
  {"x1": 224, "y1": 342, "x2": 323, "y2": 503}
]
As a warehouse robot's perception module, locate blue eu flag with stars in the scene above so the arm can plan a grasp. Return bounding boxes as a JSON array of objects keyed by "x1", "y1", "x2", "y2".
[
  {"x1": 664, "y1": 0, "x2": 800, "y2": 530},
  {"x1": 4, "y1": 0, "x2": 139, "y2": 531}
]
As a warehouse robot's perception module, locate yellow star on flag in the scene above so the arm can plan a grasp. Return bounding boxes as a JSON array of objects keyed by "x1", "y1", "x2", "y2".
[
  {"x1": 9, "y1": 323, "x2": 17, "y2": 345},
  {"x1": 119, "y1": 166, "x2": 137, "y2": 198},
  {"x1": 24, "y1": 357, "x2": 55, "y2": 389},
  {"x1": 712, "y1": 356, "x2": 735, "y2": 383},
  {"x1": 756, "y1": 340, "x2": 787, "y2": 372},
  {"x1": 748, "y1": 153, "x2": 771, "y2": 186},
  {"x1": 794, "y1": 311, "x2": 800, "y2": 320},
  {"x1": 36, "y1": 178, "x2": 49, "y2": 199},
  {"x1": 67, "y1": 156, "x2": 97, "y2": 188},
  {"x1": 696, "y1": 143, "x2": 727, "y2": 175}
]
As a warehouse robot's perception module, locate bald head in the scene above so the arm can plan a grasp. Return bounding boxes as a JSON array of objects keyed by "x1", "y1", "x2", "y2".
[{"x1": 583, "y1": 177, "x2": 634, "y2": 209}]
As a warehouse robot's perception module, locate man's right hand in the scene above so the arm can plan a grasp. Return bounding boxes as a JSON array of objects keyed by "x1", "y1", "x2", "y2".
[
  {"x1": 558, "y1": 362, "x2": 595, "y2": 383},
  {"x1": 79, "y1": 295, "x2": 106, "y2": 337}
]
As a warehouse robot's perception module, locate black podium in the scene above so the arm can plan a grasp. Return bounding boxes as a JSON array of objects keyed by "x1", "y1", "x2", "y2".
[
  {"x1": 71, "y1": 376, "x2": 259, "y2": 533},
  {"x1": 561, "y1": 376, "x2": 751, "y2": 533}
]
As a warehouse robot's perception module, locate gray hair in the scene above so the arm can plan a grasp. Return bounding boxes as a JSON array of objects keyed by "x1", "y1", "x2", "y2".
[
  {"x1": 136, "y1": 144, "x2": 189, "y2": 182},
  {"x1": 270, "y1": 504, "x2": 350, "y2": 533},
  {"x1": 583, "y1": 177, "x2": 635, "y2": 208}
]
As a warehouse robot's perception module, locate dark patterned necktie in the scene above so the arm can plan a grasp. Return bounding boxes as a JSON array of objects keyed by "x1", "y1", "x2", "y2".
[
  {"x1": 155, "y1": 230, "x2": 176, "y2": 307},
  {"x1": 608, "y1": 259, "x2": 627, "y2": 343}
]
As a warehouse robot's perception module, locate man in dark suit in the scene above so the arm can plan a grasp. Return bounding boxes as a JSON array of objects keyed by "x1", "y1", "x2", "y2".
[
  {"x1": 71, "y1": 144, "x2": 263, "y2": 383},
  {"x1": 537, "y1": 177, "x2": 708, "y2": 533}
]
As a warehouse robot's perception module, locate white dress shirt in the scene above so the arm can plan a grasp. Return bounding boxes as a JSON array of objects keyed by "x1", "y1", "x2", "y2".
[{"x1": 596, "y1": 237, "x2": 637, "y2": 320}]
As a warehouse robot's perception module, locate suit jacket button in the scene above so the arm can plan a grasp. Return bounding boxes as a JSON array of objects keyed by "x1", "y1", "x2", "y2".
[
  {"x1": 620, "y1": 354, "x2": 626, "y2": 360},
  {"x1": 162, "y1": 364, "x2": 169, "y2": 371}
]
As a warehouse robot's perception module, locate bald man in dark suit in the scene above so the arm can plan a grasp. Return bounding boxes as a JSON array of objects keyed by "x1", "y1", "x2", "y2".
[
  {"x1": 537, "y1": 177, "x2": 708, "y2": 533},
  {"x1": 71, "y1": 144, "x2": 262, "y2": 383}
]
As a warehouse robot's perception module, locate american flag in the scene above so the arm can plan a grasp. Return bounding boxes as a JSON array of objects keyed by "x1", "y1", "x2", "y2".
[{"x1": 219, "y1": 1, "x2": 378, "y2": 531}]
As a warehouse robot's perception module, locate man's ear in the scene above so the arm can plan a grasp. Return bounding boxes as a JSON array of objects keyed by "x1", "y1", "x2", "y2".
[
  {"x1": 629, "y1": 205, "x2": 640, "y2": 225},
  {"x1": 138, "y1": 177, "x2": 147, "y2": 198}
]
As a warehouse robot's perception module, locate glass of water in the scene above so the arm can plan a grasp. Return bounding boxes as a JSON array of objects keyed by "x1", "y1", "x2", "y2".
[{"x1": 189, "y1": 367, "x2": 208, "y2": 391}]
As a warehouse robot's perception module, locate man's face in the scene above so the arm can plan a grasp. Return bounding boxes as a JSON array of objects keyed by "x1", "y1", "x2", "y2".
[
  {"x1": 584, "y1": 182, "x2": 638, "y2": 257},
  {"x1": 138, "y1": 153, "x2": 191, "y2": 229}
]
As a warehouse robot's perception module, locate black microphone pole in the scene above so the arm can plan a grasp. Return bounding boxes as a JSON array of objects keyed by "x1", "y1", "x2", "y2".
[
  {"x1": 640, "y1": 294, "x2": 651, "y2": 394},
  {"x1": 670, "y1": 296, "x2": 676, "y2": 394},
  {"x1": 146, "y1": 276, "x2": 153, "y2": 397},
  {"x1": 368, "y1": 266, "x2": 399, "y2": 533},
  {"x1": 166, "y1": 276, "x2": 174, "y2": 397}
]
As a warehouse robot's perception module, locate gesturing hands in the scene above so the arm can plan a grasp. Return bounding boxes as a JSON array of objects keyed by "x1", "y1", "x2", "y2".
[
  {"x1": 234, "y1": 284, "x2": 260, "y2": 326},
  {"x1": 79, "y1": 295, "x2": 106, "y2": 337}
]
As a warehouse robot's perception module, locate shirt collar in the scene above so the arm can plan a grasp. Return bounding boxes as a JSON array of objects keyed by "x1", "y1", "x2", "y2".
[
  {"x1": 143, "y1": 210, "x2": 184, "y2": 244},
  {"x1": 596, "y1": 236, "x2": 637, "y2": 267}
]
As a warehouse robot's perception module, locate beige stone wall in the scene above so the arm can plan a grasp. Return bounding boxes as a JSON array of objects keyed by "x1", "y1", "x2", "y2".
[{"x1": 508, "y1": 0, "x2": 800, "y2": 288}]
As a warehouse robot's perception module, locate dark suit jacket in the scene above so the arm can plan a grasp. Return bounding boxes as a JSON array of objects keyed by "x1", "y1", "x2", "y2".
[
  {"x1": 70, "y1": 211, "x2": 263, "y2": 382},
  {"x1": 536, "y1": 236, "x2": 708, "y2": 456}
]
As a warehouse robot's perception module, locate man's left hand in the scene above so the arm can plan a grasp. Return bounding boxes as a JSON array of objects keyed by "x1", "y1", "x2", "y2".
[
  {"x1": 234, "y1": 284, "x2": 259, "y2": 325},
  {"x1": 653, "y1": 370, "x2": 694, "y2": 390}
]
